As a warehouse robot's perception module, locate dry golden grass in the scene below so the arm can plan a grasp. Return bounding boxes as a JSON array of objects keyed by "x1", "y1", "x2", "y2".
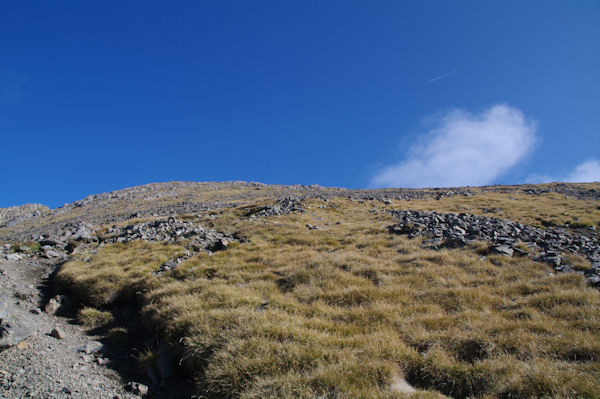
[
  {"x1": 77, "y1": 307, "x2": 113, "y2": 328},
  {"x1": 57, "y1": 240, "x2": 186, "y2": 305},
  {"x1": 57, "y1": 196, "x2": 600, "y2": 398}
]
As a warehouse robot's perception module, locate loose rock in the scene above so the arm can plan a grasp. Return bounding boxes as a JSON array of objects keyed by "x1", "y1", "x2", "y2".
[
  {"x1": 125, "y1": 381, "x2": 149, "y2": 396},
  {"x1": 50, "y1": 327, "x2": 66, "y2": 339},
  {"x1": 6, "y1": 253, "x2": 22, "y2": 262}
]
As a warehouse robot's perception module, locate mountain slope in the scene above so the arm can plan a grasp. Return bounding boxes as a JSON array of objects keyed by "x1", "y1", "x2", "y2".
[{"x1": 1, "y1": 182, "x2": 599, "y2": 398}]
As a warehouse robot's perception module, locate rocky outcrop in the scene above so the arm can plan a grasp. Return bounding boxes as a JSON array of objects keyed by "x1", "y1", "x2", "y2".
[
  {"x1": 247, "y1": 197, "x2": 305, "y2": 217},
  {"x1": 521, "y1": 184, "x2": 600, "y2": 200},
  {"x1": 0, "y1": 204, "x2": 49, "y2": 228},
  {"x1": 100, "y1": 218, "x2": 239, "y2": 276},
  {"x1": 1, "y1": 217, "x2": 238, "y2": 278},
  {"x1": 101, "y1": 217, "x2": 234, "y2": 249},
  {"x1": 388, "y1": 210, "x2": 600, "y2": 286},
  {"x1": 0, "y1": 295, "x2": 34, "y2": 351},
  {"x1": 29, "y1": 222, "x2": 97, "y2": 249}
]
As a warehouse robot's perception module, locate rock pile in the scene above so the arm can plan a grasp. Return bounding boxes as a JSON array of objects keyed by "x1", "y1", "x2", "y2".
[
  {"x1": 388, "y1": 210, "x2": 600, "y2": 286},
  {"x1": 102, "y1": 217, "x2": 234, "y2": 249},
  {"x1": 521, "y1": 184, "x2": 600, "y2": 200},
  {"x1": 0, "y1": 242, "x2": 67, "y2": 265},
  {"x1": 248, "y1": 197, "x2": 305, "y2": 217},
  {"x1": 1, "y1": 217, "x2": 237, "y2": 274},
  {"x1": 32, "y1": 222, "x2": 97, "y2": 249},
  {"x1": 347, "y1": 188, "x2": 475, "y2": 203}
]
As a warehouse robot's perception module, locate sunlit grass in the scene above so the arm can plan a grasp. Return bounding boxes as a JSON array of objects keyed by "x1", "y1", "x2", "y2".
[
  {"x1": 77, "y1": 307, "x2": 113, "y2": 328},
  {"x1": 57, "y1": 195, "x2": 600, "y2": 398}
]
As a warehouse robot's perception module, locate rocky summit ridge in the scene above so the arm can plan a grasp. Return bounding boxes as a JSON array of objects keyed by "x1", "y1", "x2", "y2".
[{"x1": 3, "y1": 180, "x2": 599, "y2": 241}]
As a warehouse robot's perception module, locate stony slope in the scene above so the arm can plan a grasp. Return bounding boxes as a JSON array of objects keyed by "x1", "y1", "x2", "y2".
[
  {"x1": 0, "y1": 255, "x2": 142, "y2": 399},
  {"x1": 4, "y1": 181, "x2": 597, "y2": 243}
]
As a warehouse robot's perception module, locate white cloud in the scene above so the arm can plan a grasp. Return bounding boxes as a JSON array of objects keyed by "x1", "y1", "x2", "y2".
[
  {"x1": 565, "y1": 160, "x2": 600, "y2": 182},
  {"x1": 370, "y1": 104, "x2": 538, "y2": 188},
  {"x1": 526, "y1": 159, "x2": 600, "y2": 183}
]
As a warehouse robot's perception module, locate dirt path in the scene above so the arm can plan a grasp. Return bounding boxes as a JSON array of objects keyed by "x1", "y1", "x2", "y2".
[{"x1": 0, "y1": 257, "x2": 142, "y2": 399}]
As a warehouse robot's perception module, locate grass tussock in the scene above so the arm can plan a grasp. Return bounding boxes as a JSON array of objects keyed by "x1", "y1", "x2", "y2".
[
  {"x1": 78, "y1": 307, "x2": 113, "y2": 328},
  {"x1": 56, "y1": 240, "x2": 185, "y2": 305},
  {"x1": 59, "y1": 197, "x2": 600, "y2": 398}
]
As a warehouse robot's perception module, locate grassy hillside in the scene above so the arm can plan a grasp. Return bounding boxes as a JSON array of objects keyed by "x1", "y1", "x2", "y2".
[{"x1": 51, "y1": 184, "x2": 600, "y2": 398}]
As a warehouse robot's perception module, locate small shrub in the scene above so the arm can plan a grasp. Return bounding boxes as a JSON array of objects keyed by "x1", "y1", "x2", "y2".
[
  {"x1": 27, "y1": 242, "x2": 42, "y2": 253},
  {"x1": 78, "y1": 307, "x2": 113, "y2": 328}
]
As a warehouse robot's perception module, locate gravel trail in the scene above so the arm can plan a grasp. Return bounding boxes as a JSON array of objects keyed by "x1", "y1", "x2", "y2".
[{"x1": 0, "y1": 257, "x2": 140, "y2": 399}]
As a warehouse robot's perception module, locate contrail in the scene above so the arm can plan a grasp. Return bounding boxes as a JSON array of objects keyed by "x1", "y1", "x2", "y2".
[{"x1": 428, "y1": 67, "x2": 464, "y2": 83}]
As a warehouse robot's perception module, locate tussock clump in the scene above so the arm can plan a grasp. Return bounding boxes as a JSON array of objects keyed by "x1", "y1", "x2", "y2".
[
  {"x1": 56, "y1": 240, "x2": 185, "y2": 305},
  {"x1": 78, "y1": 307, "x2": 113, "y2": 328}
]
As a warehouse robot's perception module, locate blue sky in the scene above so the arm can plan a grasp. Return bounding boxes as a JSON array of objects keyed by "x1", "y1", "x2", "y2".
[{"x1": 1, "y1": 1, "x2": 599, "y2": 208}]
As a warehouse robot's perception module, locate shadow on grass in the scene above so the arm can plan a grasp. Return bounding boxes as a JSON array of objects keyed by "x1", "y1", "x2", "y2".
[{"x1": 39, "y1": 263, "x2": 197, "y2": 399}]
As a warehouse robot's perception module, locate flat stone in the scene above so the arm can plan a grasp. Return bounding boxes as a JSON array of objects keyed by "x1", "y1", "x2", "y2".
[
  {"x1": 492, "y1": 245, "x2": 514, "y2": 257},
  {"x1": 77, "y1": 340, "x2": 103, "y2": 354},
  {"x1": 6, "y1": 253, "x2": 22, "y2": 261},
  {"x1": 512, "y1": 246, "x2": 528, "y2": 256},
  {"x1": 0, "y1": 320, "x2": 34, "y2": 350},
  {"x1": 43, "y1": 250, "x2": 62, "y2": 258},
  {"x1": 586, "y1": 275, "x2": 600, "y2": 286}
]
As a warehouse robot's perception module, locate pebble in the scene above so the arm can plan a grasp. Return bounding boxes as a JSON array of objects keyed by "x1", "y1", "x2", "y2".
[{"x1": 50, "y1": 327, "x2": 66, "y2": 339}]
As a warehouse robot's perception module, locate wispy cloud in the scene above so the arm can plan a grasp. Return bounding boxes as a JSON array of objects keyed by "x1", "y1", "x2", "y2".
[
  {"x1": 428, "y1": 67, "x2": 463, "y2": 83},
  {"x1": 528, "y1": 159, "x2": 600, "y2": 183},
  {"x1": 370, "y1": 104, "x2": 538, "y2": 188},
  {"x1": 565, "y1": 160, "x2": 600, "y2": 182}
]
